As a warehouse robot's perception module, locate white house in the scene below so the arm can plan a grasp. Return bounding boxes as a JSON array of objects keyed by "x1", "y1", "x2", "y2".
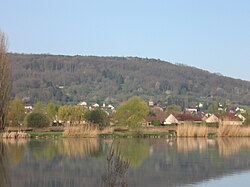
[{"x1": 164, "y1": 114, "x2": 179, "y2": 125}]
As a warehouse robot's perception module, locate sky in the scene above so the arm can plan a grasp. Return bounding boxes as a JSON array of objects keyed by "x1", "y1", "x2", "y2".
[{"x1": 1, "y1": 0, "x2": 250, "y2": 81}]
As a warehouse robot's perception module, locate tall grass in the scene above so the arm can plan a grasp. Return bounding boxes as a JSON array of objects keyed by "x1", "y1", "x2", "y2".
[
  {"x1": 217, "y1": 125, "x2": 250, "y2": 137},
  {"x1": 177, "y1": 124, "x2": 208, "y2": 137},
  {"x1": 63, "y1": 123, "x2": 99, "y2": 137}
]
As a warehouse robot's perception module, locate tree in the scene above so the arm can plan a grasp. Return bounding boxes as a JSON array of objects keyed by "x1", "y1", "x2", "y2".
[
  {"x1": 0, "y1": 31, "x2": 11, "y2": 130},
  {"x1": 115, "y1": 96, "x2": 149, "y2": 128},
  {"x1": 33, "y1": 101, "x2": 45, "y2": 114},
  {"x1": 84, "y1": 109, "x2": 109, "y2": 128},
  {"x1": 6, "y1": 98, "x2": 25, "y2": 126},
  {"x1": 45, "y1": 102, "x2": 59, "y2": 122},
  {"x1": 24, "y1": 112, "x2": 50, "y2": 128},
  {"x1": 166, "y1": 104, "x2": 182, "y2": 116},
  {"x1": 58, "y1": 105, "x2": 85, "y2": 122}
]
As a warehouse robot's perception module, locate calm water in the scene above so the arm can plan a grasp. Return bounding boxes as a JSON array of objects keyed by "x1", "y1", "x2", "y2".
[{"x1": 1, "y1": 138, "x2": 250, "y2": 187}]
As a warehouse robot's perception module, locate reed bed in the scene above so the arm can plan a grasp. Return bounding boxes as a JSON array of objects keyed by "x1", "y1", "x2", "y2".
[
  {"x1": 63, "y1": 123, "x2": 100, "y2": 137},
  {"x1": 217, "y1": 125, "x2": 250, "y2": 137},
  {"x1": 100, "y1": 127, "x2": 114, "y2": 134},
  {"x1": 2, "y1": 132, "x2": 31, "y2": 139},
  {"x1": 177, "y1": 124, "x2": 208, "y2": 137}
]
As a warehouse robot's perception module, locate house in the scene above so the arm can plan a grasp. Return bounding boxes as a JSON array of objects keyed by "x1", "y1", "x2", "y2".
[
  {"x1": 78, "y1": 101, "x2": 87, "y2": 106},
  {"x1": 185, "y1": 108, "x2": 198, "y2": 114},
  {"x1": 92, "y1": 103, "x2": 100, "y2": 108},
  {"x1": 24, "y1": 104, "x2": 33, "y2": 113},
  {"x1": 164, "y1": 114, "x2": 179, "y2": 125},
  {"x1": 107, "y1": 104, "x2": 115, "y2": 110},
  {"x1": 176, "y1": 113, "x2": 203, "y2": 123},
  {"x1": 148, "y1": 101, "x2": 154, "y2": 107},
  {"x1": 235, "y1": 107, "x2": 246, "y2": 114},
  {"x1": 237, "y1": 114, "x2": 246, "y2": 122},
  {"x1": 220, "y1": 113, "x2": 243, "y2": 125},
  {"x1": 206, "y1": 114, "x2": 219, "y2": 123}
]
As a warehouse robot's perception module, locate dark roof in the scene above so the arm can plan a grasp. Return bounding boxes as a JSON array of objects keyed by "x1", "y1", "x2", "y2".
[{"x1": 176, "y1": 114, "x2": 202, "y2": 122}]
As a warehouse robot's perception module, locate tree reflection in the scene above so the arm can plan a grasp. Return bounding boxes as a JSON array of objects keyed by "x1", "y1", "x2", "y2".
[
  {"x1": 113, "y1": 139, "x2": 150, "y2": 168},
  {"x1": 28, "y1": 138, "x2": 103, "y2": 160},
  {"x1": 0, "y1": 141, "x2": 11, "y2": 187},
  {"x1": 3, "y1": 139, "x2": 28, "y2": 165}
]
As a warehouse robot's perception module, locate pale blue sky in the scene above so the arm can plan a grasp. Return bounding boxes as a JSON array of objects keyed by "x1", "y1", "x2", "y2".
[{"x1": 1, "y1": 0, "x2": 250, "y2": 80}]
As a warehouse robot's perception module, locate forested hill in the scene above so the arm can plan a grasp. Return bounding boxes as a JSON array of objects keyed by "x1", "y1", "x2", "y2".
[{"x1": 9, "y1": 53, "x2": 250, "y2": 106}]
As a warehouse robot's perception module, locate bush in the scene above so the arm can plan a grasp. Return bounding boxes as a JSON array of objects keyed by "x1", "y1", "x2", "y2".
[
  {"x1": 84, "y1": 109, "x2": 109, "y2": 128},
  {"x1": 206, "y1": 122, "x2": 219, "y2": 128},
  {"x1": 24, "y1": 112, "x2": 50, "y2": 128},
  {"x1": 150, "y1": 119, "x2": 161, "y2": 126}
]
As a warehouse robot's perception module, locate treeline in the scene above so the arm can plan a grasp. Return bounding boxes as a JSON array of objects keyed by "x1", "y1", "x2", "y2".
[{"x1": 9, "y1": 53, "x2": 250, "y2": 106}]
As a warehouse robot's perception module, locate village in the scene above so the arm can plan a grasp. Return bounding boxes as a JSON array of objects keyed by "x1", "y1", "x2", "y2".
[{"x1": 23, "y1": 99, "x2": 247, "y2": 127}]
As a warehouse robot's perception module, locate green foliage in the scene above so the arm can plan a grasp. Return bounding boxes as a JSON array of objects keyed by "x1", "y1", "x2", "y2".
[
  {"x1": 206, "y1": 122, "x2": 219, "y2": 128},
  {"x1": 115, "y1": 96, "x2": 149, "y2": 128},
  {"x1": 33, "y1": 101, "x2": 45, "y2": 113},
  {"x1": 58, "y1": 105, "x2": 85, "y2": 121},
  {"x1": 84, "y1": 109, "x2": 109, "y2": 128},
  {"x1": 9, "y1": 54, "x2": 250, "y2": 106},
  {"x1": 45, "y1": 102, "x2": 59, "y2": 122},
  {"x1": 6, "y1": 98, "x2": 25, "y2": 126},
  {"x1": 150, "y1": 119, "x2": 161, "y2": 126},
  {"x1": 243, "y1": 108, "x2": 250, "y2": 125},
  {"x1": 166, "y1": 104, "x2": 182, "y2": 115},
  {"x1": 24, "y1": 112, "x2": 50, "y2": 128},
  {"x1": 114, "y1": 139, "x2": 150, "y2": 168},
  {"x1": 244, "y1": 114, "x2": 250, "y2": 125}
]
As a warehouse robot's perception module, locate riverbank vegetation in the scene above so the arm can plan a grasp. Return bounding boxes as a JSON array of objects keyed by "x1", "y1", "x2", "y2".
[{"x1": 2, "y1": 95, "x2": 250, "y2": 139}]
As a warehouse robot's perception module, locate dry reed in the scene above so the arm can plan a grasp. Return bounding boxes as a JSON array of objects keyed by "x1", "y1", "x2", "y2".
[
  {"x1": 217, "y1": 125, "x2": 250, "y2": 137},
  {"x1": 63, "y1": 123, "x2": 100, "y2": 137},
  {"x1": 177, "y1": 124, "x2": 208, "y2": 137}
]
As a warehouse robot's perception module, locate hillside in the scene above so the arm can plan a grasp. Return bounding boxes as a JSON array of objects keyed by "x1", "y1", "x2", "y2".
[{"x1": 9, "y1": 53, "x2": 250, "y2": 106}]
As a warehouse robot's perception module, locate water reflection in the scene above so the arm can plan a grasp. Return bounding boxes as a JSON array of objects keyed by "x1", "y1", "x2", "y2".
[
  {"x1": 2, "y1": 138, "x2": 250, "y2": 187},
  {"x1": 60, "y1": 138, "x2": 102, "y2": 158},
  {"x1": 2, "y1": 139, "x2": 28, "y2": 166},
  {"x1": 0, "y1": 141, "x2": 11, "y2": 187},
  {"x1": 177, "y1": 138, "x2": 208, "y2": 153},
  {"x1": 101, "y1": 145, "x2": 130, "y2": 187},
  {"x1": 217, "y1": 138, "x2": 250, "y2": 157},
  {"x1": 113, "y1": 139, "x2": 150, "y2": 168}
]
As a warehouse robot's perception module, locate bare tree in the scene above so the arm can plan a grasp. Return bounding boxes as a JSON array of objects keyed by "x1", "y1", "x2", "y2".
[{"x1": 0, "y1": 31, "x2": 11, "y2": 130}]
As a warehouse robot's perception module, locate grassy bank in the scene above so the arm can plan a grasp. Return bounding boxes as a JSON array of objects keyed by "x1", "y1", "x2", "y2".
[
  {"x1": 3, "y1": 124, "x2": 250, "y2": 138},
  {"x1": 27, "y1": 131, "x2": 63, "y2": 138},
  {"x1": 98, "y1": 131, "x2": 171, "y2": 138}
]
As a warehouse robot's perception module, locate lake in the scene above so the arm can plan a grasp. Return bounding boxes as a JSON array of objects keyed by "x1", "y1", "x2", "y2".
[{"x1": 1, "y1": 138, "x2": 250, "y2": 187}]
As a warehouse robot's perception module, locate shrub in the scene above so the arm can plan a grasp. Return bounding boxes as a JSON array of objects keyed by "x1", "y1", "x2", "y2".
[
  {"x1": 150, "y1": 119, "x2": 161, "y2": 126},
  {"x1": 24, "y1": 112, "x2": 50, "y2": 128},
  {"x1": 84, "y1": 109, "x2": 109, "y2": 128},
  {"x1": 206, "y1": 122, "x2": 219, "y2": 128}
]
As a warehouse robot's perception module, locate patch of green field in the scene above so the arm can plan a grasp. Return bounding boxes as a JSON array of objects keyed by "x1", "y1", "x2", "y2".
[
  {"x1": 27, "y1": 131, "x2": 63, "y2": 138},
  {"x1": 98, "y1": 131, "x2": 171, "y2": 138}
]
